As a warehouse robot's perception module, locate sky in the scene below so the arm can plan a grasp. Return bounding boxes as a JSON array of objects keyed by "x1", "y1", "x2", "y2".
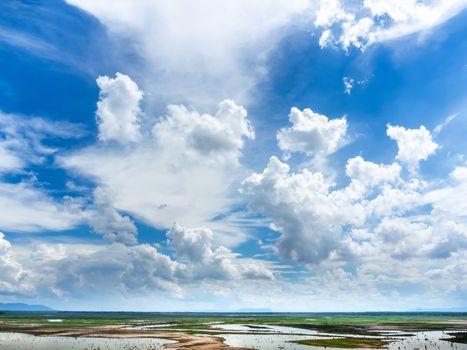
[{"x1": 0, "y1": 0, "x2": 466, "y2": 312}]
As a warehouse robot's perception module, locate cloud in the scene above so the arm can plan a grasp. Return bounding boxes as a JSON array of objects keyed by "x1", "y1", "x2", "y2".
[
  {"x1": 152, "y1": 99, "x2": 254, "y2": 165},
  {"x1": 340, "y1": 17, "x2": 375, "y2": 51},
  {"x1": 167, "y1": 224, "x2": 213, "y2": 264},
  {"x1": 387, "y1": 124, "x2": 438, "y2": 173},
  {"x1": 3, "y1": 224, "x2": 274, "y2": 300},
  {"x1": 0, "y1": 182, "x2": 83, "y2": 233},
  {"x1": 0, "y1": 112, "x2": 85, "y2": 233},
  {"x1": 425, "y1": 166, "x2": 467, "y2": 221},
  {"x1": 241, "y1": 156, "x2": 351, "y2": 263},
  {"x1": 61, "y1": 74, "x2": 255, "y2": 244},
  {"x1": 314, "y1": 0, "x2": 354, "y2": 28},
  {"x1": 96, "y1": 73, "x2": 143, "y2": 144},
  {"x1": 345, "y1": 156, "x2": 401, "y2": 187},
  {"x1": 276, "y1": 107, "x2": 348, "y2": 160},
  {"x1": 343, "y1": 77, "x2": 354, "y2": 94},
  {"x1": 167, "y1": 223, "x2": 274, "y2": 281},
  {"x1": 0, "y1": 232, "x2": 29, "y2": 295},
  {"x1": 0, "y1": 112, "x2": 84, "y2": 173},
  {"x1": 242, "y1": 119, "x2": 465, "y2": 266},
  {"x1": 89, "y1": 187, "x2": 138, "y2": 244},
  {"x1": 0, "y1": 25, "x2": 59, "y2": 61},
  {"x1": 66, "y1": 0, "x2": 313, "y2": 107},
  {"x1": 433, "y1": 113, "x2": 458, "y2": 135},
  {"x1": 314, "y1": 0, "x2": 467, "y2": 50}
]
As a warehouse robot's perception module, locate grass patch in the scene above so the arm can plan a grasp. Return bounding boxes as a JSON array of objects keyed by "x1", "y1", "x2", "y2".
[
  {"x1": 292, "y1": 337, "x2": 388, "y2": 348},
  {"x1": 443, "y1": 332, "x2": 467, "y2": 344}
]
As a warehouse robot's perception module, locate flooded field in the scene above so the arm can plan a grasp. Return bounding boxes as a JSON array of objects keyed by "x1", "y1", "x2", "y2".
[
  {"x1": 0, "y1": 312, "x2": 466, "y2": 350},
  {"x1": 0, "y1": 332, "x2": 173, "y2": 350},
  {"x1": 222, "y1": 329, "x2": 467, "y2": 350},
  {"x1": 211, "y1": 323, "x2": 319, "y2": 334}
]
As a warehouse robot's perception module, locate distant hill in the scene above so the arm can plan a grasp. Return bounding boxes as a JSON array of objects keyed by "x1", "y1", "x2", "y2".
[{"x1": 0, "y1": 303, "x2": 53, "y2": 311}]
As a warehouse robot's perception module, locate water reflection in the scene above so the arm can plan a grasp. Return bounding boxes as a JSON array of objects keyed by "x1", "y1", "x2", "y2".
[{"x1": 0, "y1": 332, "x2": 172, "y2": 350}]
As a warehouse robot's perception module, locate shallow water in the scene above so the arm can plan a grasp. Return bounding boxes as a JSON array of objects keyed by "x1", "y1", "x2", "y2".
[
  {"x1": 211, "y1": 323, "x2": 318, "y2": 335},
  {"x1": 1, "y1": 328, "x2": 466, "y2": 350},
  {"x1": 125, "y1": 323, "x2": 176, "y2": 330},
  {"x1": 388, "y1": 331, "x2": 467, "y2": 350},
  {"x1": 223, "y1": 330, "x2": 467, "y2": 350},
  {"x1": 0, "y1": 332, "x2": 173, "y2": 350},
  {"x1": 223, "y1": 333, "x2": 328, "y2": 350}
]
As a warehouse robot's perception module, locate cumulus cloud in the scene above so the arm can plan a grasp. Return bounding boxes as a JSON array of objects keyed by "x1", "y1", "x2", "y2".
[
  {"x1": 167, "y1": 223, "x2": 274, "y2": 281},
  {"x1": 277, "y1": 107, "x2": 348, "y2": 160},
  {"x1": 314, "y1": 0, "x2": 467, "y2": 50},
  {"x1": 241, "y1": 156, "x2": 351, "y2": 263},
  {"x1": 152, "y1": 99, "x2": 254, "y2": 164},
  {"x1": 96, "y1": 72, "x2": 143, "y2": 143},
  {"x1": 345, "y1": 156, "x2": 401, "y2": 187},
  {"x1": 0, "y1": 232, "x2": 29, "y2": 295},
  {"x1": 314, "y1": 0, "x2": 354, "y2": 28},
  {"x1": 2, "y1": 224, "x2": 274, "y2": 300},
  {"x1": 387, "y1": 124, "x2": 438, "y2": 173},
  {"x1": 62, "y1": 75, "x2": 255, "y2": 242},
  {"x1": 242, "y1": 119, "x2": 465, "y2": 266},
  {"x1": 167, "y1": 224, "x2": 213, "y2": 264}
]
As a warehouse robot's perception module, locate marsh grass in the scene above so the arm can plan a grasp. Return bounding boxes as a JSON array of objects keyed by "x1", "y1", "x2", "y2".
[{"x1": 292, "y1": 337, "x2": 388, "y2": 348}]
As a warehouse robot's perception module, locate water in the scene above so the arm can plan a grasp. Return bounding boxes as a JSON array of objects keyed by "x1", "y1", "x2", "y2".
[
  {"x1": 223, "y1": 333, "x2": 328, "y2": 350},
  {"x1": 223, "y1": 329, "x2": 467, "y2": 350},
  {"x1": 124, "y1": 323, "x2": 176, "y2": 330},
  {"x1": 0, "y1": 332, "x2": 173, "y2": 350},
  {"x1": 1, "y1": 328, "x2": 466, "y2": 350},
  {"x1": 211, "y1": 323, "x2": 318, "y2": 335},
  {"x1": 388, "y1": 331, "x2": 467, "y2": 350}
]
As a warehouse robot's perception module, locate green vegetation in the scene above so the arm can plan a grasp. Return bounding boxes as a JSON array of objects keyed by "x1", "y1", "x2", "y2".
[
  {"x1": 292, "y1": 337, "x2": 388, "y2": 348},
  {"x1": 0, "y1": 311, "x2": 465, "y2": 335},
  {"x1": 443, "y1": 332, "x2": 467, "y2": 344}
]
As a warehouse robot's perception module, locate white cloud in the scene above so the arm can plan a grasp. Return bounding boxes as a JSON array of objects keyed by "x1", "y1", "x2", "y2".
[
  {"x1": 0, "y1": 112, "x2": 85, "y2": 233},
  {"x1": 242, "y1": 120, "x2": 465, "y2": 266},
  {"x1": 433, "y1": 113, "x2": 458, "y2": 135},
  {"x1": 96, "y1": 72, "x2": 143, "y2": 144},
  {"x1": 345, "y1": 156, "x2": 401, "y2": 187},
  {"x1": 152, "y1": 99, "x2": 254, "y2": 165},
  {"x1": 0, "y1": 232, "x2": 29, "y2": 295},
  {"x1": 425, "y1": 165, "x2": 467, "y2": 221},
  {"x1": 314, "y1": 0, "x2": 467, "y2": 50},
  {"x1": 0, "y1": 112, "x2": 84, "y2": 173},
  {"x1": 340, "y1": 17, "x2": 375, "y2": 51},
  {"x1": 314, "y1": 0, "x2": 354, "y2": 28},
  {"x1": 167, "y1": 223, "x2": 274, "y2": 281},
  {"x1": 167, "y1": 224, "x2": 213, "y2": 264},
  {"x1": 3, "y1": 224, "x2": 274, "y2": 300},
  {"x1": 276, "y1": 107, "x2": 348, "y2": 160},
  {"x1": 387, "y1": 124, "x2": 438, "y2": 173},
  {"x1": 66, "y1": 0, "x2": 313, "y2": 107},
  {"x1": 241, "y1": 156, "x2": 353, "y2": 263},
  {"x1": 62, "y1": 75, "x2": 255, "y2": 244},
  {"x1": 343, "y1": 77, "x2": 354, "y2": 94},
  {"x1": 0, "y1": 182, "x2": 83, "y2": 233},
  {"x1": 89, "y1": 187, "x2": 138, "y2": 244}
]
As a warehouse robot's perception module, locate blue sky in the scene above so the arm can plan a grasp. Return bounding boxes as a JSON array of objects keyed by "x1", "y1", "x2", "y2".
[{"x1": 0, "y1": 0, "x2": 466, "y2": 311}]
